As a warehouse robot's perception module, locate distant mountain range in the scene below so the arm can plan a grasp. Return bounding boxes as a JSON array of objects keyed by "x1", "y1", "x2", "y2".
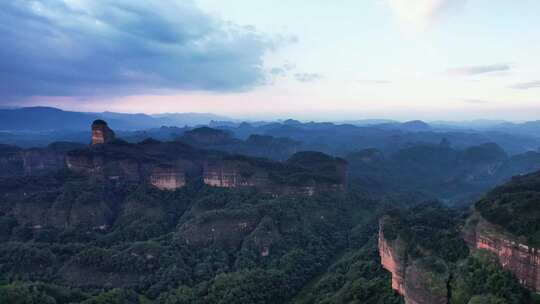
[
  {"x1": 2, "y1": 107, "x2": 540, "y2": 155},
  {"x1": 3, "y1": 106, "x2": 540, "y2": 135},
  {"x1": 0, "y1": 107, "x2": 230, "y2": 131}
]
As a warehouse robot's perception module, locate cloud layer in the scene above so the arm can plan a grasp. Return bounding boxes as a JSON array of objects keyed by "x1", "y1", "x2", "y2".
[
  {"x1": 294, "y1": 73, "x2": 322, "y2": 83},
  {"x1": 447, "y1": 64, "x2": 511, "y2": 76},
  {"x1": 510, "y1": 81, "x2": 540, "y2": 90},
  {"x1": 0, "y1": 0, "x2": 278, "y2": 99},
  {"x1": 387, "y1": 0, "x2": 465, "y2": 30}
]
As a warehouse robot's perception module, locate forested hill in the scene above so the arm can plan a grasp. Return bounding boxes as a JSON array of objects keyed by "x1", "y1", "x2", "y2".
[
  {"x1": 2, "y1": 121, "x2": 540, "y2": 303},
  {"x1": 475, "y1": 170, "x2": 540, "y2": 247},
  {"x1": 0, "y1": 167, "x2": 401, "y2": 303}
]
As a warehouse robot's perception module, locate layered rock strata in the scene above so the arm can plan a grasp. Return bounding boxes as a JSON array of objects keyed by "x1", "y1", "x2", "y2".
[
  {"x1": 379, "y1": 221, "x2": 449, "y2": 304},
  {"x1": 149, "y1": 166, "x2": 186, "y2": 190},
  {"x1": 463, "y1": 213, "x2": 540, "y2": 292}
]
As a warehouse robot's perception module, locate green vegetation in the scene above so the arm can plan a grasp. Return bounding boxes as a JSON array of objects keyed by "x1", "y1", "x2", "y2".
[
  {"x1": 1, "y1": 141, "x2": 539, "y2": 303},
  {"x1": 381, "y1": 201, "x2": 469, "y2": 262},
  {"x1": 0, "y1": 169, "x2": 386, "y2": 303},
  {"x1": 380, "y1": 201, "x2": 539, "y2": 304},
  {"x1": 476, "y1": 171, "x2": 540, "y2": 246},
  {"x1": 450, "y1": 251, "x2": 533, "y2": 304},
  {"x1": 292, "y1": 230, "x2": 402, "y2": 304}
]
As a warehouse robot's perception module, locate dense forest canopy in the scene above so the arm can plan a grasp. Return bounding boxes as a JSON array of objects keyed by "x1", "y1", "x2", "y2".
[
  {"x1": 476, "y1": 171, "x2": 540, "y2": 247},
  {"x1": 1, "y1": 121, "x2": 540, "y2": 303}
]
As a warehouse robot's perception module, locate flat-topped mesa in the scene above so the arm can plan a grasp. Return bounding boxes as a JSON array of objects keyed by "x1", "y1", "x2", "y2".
[
  {"x1": 202, "y1": 152, "x2": 348, "y2": 195},
  {"x1": 202, "y1": 158, "x2": 268, "y2": 189},
  {"x1": 91, "y1": 120, "x2": 115, "y2": 145}
]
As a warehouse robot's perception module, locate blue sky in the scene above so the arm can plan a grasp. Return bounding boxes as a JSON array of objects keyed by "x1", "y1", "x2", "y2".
[{"x1": 2, "y1": 0, "x2": 540, "y2": 121}]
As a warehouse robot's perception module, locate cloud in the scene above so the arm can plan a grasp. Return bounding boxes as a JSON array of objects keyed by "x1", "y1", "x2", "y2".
[
  {"x1": 0, "y1": 0, "x2": 280, "y2": 99},
  {"x1": 510, "y1": 81, "x2": 540, "y2": 90},
  {"x1": 294, "y1": 73, "x2": 322, "y2": 83},
  {"x1": 386, "y1": 0, "x2": 466, "y2": 30},
  {"x1": 447, "y1": 64, "x2": 511, "y2": 76},
  {"x1": 462, "y1": 99, "x2": 489, "y2": 104},
  {"x1": 358, "y1": 80, "x2": 392, "y2": 85},
  {"x1": 269, "y1": 62, "x2": 295, "y2": 77}
]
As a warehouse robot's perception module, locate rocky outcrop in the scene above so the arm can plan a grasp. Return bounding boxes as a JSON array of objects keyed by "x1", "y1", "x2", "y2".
[
  {"x1": 149, "y1": 165, "x2": 186, "y2": 190},
  {"x1": 21, "y1": 148, "x2": 67, "y2": 174},
  {"x1": 92, "y1": 120, "x2": 115, "y2": 145},
  {"x1": 202, "y1": 160, "x2": 268, "y2": 188},
  {"x1": 202, "y1": 152, "x2": 348, "y2": 196},
  {"x1": 0, "y1": 142, "x2": 82, "y2": 177},
  {"x1": 8, "y1": 121, "x2": 347, "y2": 195},
  {"x1": 463, "y1": 213, "x2": 540, "y2": 292},
  {"x1": 379, "y1": 225, "x2": 407, "y2": 295},
  {"x1": 379, "y1": 220, "x2": 449, "y2": 304},
  {"x1": 66, "y1": 152, "x2": 140, "y2": 182}
]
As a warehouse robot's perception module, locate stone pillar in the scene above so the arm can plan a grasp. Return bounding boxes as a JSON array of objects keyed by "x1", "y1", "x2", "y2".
[{"x1": 91, "y1": 120, "x2": 115, "y2": 145}]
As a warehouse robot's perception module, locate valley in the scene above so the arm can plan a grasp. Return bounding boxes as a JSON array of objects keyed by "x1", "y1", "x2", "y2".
[{"x1": 0, "y1": 120, "x2": 539, "y2": 304}]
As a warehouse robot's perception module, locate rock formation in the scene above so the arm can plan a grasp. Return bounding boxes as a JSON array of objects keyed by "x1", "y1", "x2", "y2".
[
  {"x1": 149, "y1": 165, "x2": 186, "y2": 190},
  {"x1": 202, "y1": 152, "x2": 348, "y2": 196},
  {"x1": 5, "y1": 121, "x2": 347, "y2": 196},
  {"x1": 379, "y1": 225, "x2": 407, "y2": 295},
  {"x1": 202, "y1": 160, "x2": 267, "y2": 188},
  {"x1": 379, "y1": 220, "x2": 449, "y2": 304},
  {"x1": 0, "y1": 142, "x2": 83, "y2": 177},
  {"x1": 91, "y1": 120, "x2": 115, "y2": 145},
  {"x1": 463, "y1": 213, "x2": 540, "y2": 293}
]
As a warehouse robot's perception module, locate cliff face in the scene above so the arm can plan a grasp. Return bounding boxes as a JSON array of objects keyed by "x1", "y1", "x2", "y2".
[
  {"x1": 66, "y1": 152, "x2": 123, "y2": 180},
  {"x1": 0, "y1": 144, "x2": 73, "y2": 177},
  {"x1": 21, "y1": 148, "x2": 67, "y2": 174},
  {"x1": 202, "y1": 160, "x2": 268, "y2": 189},
  {"x1": 66, "y1": 151, "x2": 192, "y2": 189},
  {"x1": 4, "y1": 121, "x2": 348, "y2": 196},
  {"x1": 379, "y1": 226, "x2": 406, "y2": 295},
  {"x1": 464, "y1": 213, "x2": 540, "y2": 292},
  {"x1": 202, "y1": 152, "x2": 348, "y2": 196},
  {"x1": 149, "y1": 166, "x2": 186, "y2": 190},
  {"x1": 91, "y1": 120, "x2": 115, "y2": 145},
  {"x1": 379, "y1": 221, "x2": 449, "y2": 304}
]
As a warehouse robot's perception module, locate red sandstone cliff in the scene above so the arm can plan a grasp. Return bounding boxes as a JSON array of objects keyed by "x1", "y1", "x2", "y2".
[
  {"x1": 379, "y1": 220, "x2": 449, "y2": 304},
  {"x1": 379, "y1": 225, "x2": 407, "y2": 295},
  {"x1": 202, "y1": 154, "x2": 347, "y2": 196},
  {"x1": 149, "y1": 165, "x2": 186, "y2": 190},
  {"x1": 463, "y1": 213, "x2": 540, "y2": 293},
  {"x1": 202, "y1": 160, "x2": 269, "y2": 189},
  {"x1": 91, "y1": 120, "x2": 115, "y2": 145}
]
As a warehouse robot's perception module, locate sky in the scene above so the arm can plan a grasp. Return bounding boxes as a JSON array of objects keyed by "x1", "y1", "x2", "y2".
[{"x1": 1, "y1": 0, "x2": 540, "y2": 121}]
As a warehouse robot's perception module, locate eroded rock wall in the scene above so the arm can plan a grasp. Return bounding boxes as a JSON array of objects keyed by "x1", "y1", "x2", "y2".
[
  {"x1": 21, "y1": 149, "x2": 67, "y2": 174},
  {"x1": 464, "y1": 213, "x2": 540, "y2": 292},
  {"x1": 202, "y1": 161, "x2": 268, "y2": 188},
  {"x1": 379, "y1": 225, "x2": 406, "y2": 295},
  {"x1": 149, "y1": 166, "x2": 186, "y2": 190},
  {"x1": 379, "y1": 222, "x2": 449, "y2": 304}
]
